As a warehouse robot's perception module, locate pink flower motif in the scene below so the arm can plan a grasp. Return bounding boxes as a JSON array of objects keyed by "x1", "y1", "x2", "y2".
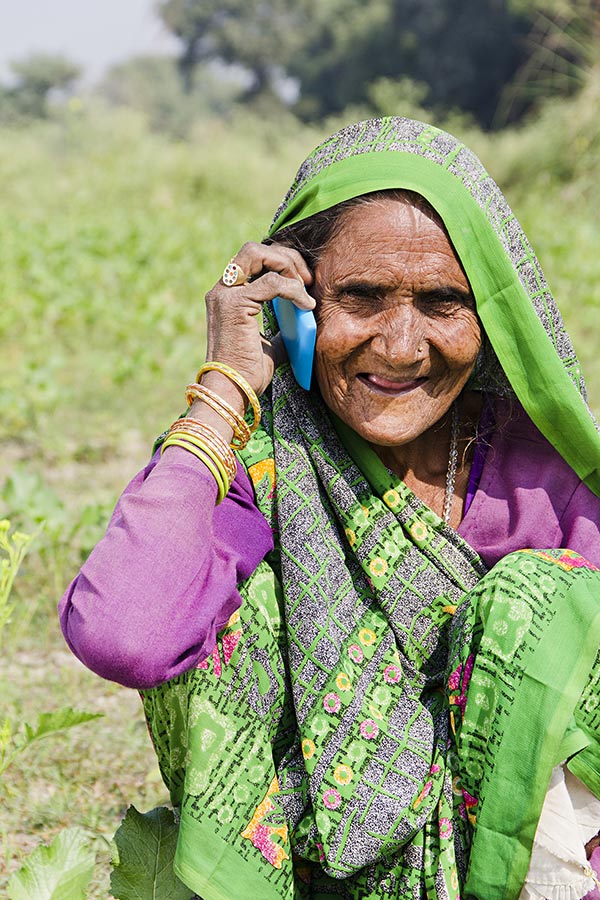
[
  {"x1": 412, "y1": 780, "x2": 433, "y2": 809},
  {"x1": 462, "y1": 788, "x2": 477, "y2": 808},
  {"x1": 348, "y1": 644, "x2": 364, "y2": 664},
  {"x1": 323, "y1": 692, "x2": 341, "y2": 714},
  {"x1": 251, "y1": 824, "x2": 280, "y2": 866},
  {"x1": 359, "y1": 719, "x2": 379, "y2": 740},
  {"x1": 195, "y1": 645, "x2": 222, "y2": 677},
  {"x1": 430, "y1": 764, "x2": 441, "y2": 774},
  {"x1": 323, "y1": 788, "x2": 341, "y2": 810},
  {"x1": 559, "y1": 553, "x2": 598, "y2": 570},
  {"x1": 447, "y1": 667, "x2": 461, "y2": 691},
  {"x1": 439, "y1": 817, "x2": 453, "y2": 839},
  {"x1": 447, "y1": 655, "x2": 474, "y2": 718},
  {"x1": 222, "y1": 630, "x2": 241, "y2": 665},
  {"x1": 383, "y1": 664, "x2": 401, "y2": 684}
]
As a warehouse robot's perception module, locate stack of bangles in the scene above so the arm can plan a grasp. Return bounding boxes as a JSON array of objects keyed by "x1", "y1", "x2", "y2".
[{"x1": 160, "y1": 361, "x2": 261, "y2": 503}]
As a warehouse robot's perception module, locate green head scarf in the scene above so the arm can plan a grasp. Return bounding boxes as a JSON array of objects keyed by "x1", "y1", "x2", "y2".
[{"x1": 269, "y1": 116, "x2": 600, "y2": 497}]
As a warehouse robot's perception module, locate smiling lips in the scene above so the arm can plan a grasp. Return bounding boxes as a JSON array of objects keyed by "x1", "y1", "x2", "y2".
[{"x1": 358, "y1": 373, "x2": 428, "y2": 395}]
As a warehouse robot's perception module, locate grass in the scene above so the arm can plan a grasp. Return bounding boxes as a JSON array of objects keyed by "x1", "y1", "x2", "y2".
[{"x1": 0, "y1": 95, "x2": 598, "y2": 895}]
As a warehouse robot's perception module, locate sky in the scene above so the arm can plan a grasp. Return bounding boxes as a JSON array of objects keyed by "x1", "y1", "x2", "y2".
[{"x1": 0, "y1": 0, "x2": 178, "y2": 83}]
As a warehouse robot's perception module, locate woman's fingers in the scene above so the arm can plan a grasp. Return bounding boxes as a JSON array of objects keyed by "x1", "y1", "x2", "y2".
[
  {"x1": 243, "y1": 271, "x2": 316, "y2": 310},
  {"x1": 226, "y1": 241, "x2": 313, "y2": 287},
  {"x1": 204, "y1": 241, "x2": 315, "y2": 397},
  {"x1": 208, "y1": 270, "x2": 315, "y2": 314}
]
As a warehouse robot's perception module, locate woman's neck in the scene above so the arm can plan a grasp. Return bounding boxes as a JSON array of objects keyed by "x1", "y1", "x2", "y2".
[{"x1": 370, "y1": 391, "x2": 484, "y2": 527}]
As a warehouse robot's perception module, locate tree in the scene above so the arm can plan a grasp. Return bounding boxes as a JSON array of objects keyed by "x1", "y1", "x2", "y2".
[
  {"x1": 157, "y1": 0, "x2": 306, "y2": 98},
  {"x1": 0, "y1": 53, "x2": 81, "y2": 120},
  {"x1": 156, "y1": 0, "x2": 535, "y2": 127},
  {"x1": 289, "y1": 0, "x2": 528, "y2": 126},
  {"x1": 100, "y1": 55, "x2": 248, "y2": 136}
]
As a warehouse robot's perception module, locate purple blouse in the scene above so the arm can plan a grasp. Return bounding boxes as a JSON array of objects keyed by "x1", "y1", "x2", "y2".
[{"x1": 59, "y1": 398, "x2": 600, "y2": 689}]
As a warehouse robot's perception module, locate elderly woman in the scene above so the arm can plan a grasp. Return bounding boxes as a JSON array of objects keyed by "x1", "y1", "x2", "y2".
[{"x1": 60, "y1": 118, "x2": 600, "y2": 900}]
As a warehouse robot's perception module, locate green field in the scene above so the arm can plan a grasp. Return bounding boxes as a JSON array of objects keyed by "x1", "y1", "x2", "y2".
[{"x1": 0, "y1": 93, "x2": 599, "y2": 895}]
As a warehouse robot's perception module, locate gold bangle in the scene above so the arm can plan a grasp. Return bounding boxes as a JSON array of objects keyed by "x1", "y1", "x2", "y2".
[
  {"x1": 163, "y1": 431, "x2": 233, "y2": 498},
  {"x1": 170, "y1": 434, "x2": 230, "y2": 496},
  {"x1": 196, "y1": 361, "x2": 260, "y2": 432},
  {"x1": 160, "y1": 436, "x2": 228, "y2": 503},
  {"x1": 186, "y1": 383, "x2": 252, "y2": 450},
  {"x1": 168, "y1": 419, "x2": 237, "y2": 483}
]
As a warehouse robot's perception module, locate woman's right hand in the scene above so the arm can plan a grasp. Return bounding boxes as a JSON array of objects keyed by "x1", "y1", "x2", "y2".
[{"x1": 204, "y1": 242, "x2": 315, "y2": 399}]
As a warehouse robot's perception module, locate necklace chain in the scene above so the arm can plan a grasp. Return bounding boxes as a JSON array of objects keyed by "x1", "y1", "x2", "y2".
[{"x1": 442, "y1": 401, "x2": 460, "y2": 525}]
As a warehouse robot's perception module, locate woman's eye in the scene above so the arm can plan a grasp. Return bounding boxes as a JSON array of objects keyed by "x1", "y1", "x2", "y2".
[
  {"x1": 421, "y1": 289, "x2": 475, "y2": 314},
  {"x1": 339, "y1": 290, "x2": 383, "y2": 312}
]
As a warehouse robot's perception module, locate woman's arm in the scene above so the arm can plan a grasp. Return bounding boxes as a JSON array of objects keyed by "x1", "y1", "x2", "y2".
[
  {"x1": 59, "y1": 447, "x2": 273, "y2": 689},
  {"x1": 60, "y1": 240, "x2": 312, "y2": 690}
]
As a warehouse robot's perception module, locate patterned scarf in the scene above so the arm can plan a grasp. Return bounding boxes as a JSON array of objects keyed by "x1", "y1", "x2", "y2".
[
  {"x1": 143, "y1": 378, "x2": 600, "y2": 900},
  {"x1": 142, "y1": 118, "x2": 600, "y2": 899}
]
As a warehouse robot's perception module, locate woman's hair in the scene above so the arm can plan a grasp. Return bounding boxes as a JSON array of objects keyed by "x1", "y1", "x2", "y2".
[{"x1": 267, "y1": 189, "x2": 441, "y2": 269}]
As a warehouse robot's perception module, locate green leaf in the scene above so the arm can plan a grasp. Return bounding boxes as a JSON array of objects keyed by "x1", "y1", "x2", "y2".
[
  {"x1": 21, "y1": 707, "x2": 102, "y2": 745},
  {"x1": 111, "y1": 806, "x2": 193, "y2": 900},
  {"x1": 7, "y1": 827, "x2": 95, "y2": 900},
  {"x1": 0, "y1": 708, "x2": 103, "y2": 778}
]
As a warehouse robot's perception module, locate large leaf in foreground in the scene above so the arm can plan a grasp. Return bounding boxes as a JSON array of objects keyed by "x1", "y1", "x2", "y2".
[
  {"x1": 111, "y1": 805, "x2": 193, "y2": 900},
  {"x1": 7, "y1": 827, "x2": 95, "y2": 900}
]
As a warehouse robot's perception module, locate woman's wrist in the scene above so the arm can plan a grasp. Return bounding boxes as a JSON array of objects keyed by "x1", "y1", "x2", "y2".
[
  {"x1": 198, "y1": 370, "x2": 247, "y2": 420},
  {"x1": 187, "y1": 395, "x2": 235, "y2": 445}
]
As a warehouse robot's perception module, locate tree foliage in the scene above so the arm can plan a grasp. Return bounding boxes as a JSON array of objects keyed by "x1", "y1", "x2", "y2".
[
  {"x1": 157, "y1": 0, "x2": 306, "y2": 97},
  {"x1": 157, "y1": 0, "x2": 530, "y2": 126},
  {"x1": 0, "y1": 53, "x2": 81, "y2": 122}
]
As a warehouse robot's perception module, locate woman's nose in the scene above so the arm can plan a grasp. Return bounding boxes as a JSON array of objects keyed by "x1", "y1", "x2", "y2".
[{"x1": 370, "y1": 305, "x2": 424, "y2": 363}]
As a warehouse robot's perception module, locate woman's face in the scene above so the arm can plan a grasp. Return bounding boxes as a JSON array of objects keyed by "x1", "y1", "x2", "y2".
[{"x1": 313, "y1": 197, "x2": 482, "y2": 449}]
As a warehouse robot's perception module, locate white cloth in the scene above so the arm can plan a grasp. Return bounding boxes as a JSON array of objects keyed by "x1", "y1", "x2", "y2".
[{"x1": 519, "y1": 766, "x2": 600, "y2": 900}]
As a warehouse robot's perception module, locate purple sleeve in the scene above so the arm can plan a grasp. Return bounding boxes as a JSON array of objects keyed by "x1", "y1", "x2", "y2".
[
  {"x1": 59, "y1": 447, "x2": 273, "y2": 689},
  {"x1": 459, "y1": 398, "x2": 600, "y2": 569}
]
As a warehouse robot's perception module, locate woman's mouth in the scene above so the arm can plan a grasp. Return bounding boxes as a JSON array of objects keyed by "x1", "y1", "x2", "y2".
[{"x1": 357, "y1": 373, "x2": 427, "y2": 395}]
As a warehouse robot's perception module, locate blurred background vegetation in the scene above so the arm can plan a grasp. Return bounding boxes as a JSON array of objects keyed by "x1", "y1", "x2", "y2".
[{"x1": 0, "y1": 0, "x2": 598, "y2": 895}]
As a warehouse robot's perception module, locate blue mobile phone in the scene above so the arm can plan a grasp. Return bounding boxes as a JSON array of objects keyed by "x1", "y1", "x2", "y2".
[{"x1": 272, "y1": 297, "x2": 317, "y2": 391}]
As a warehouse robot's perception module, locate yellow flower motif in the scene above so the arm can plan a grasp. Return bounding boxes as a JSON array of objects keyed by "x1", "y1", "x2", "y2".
[
  {"x1": 334, "y1": 764, "x2": 354, "y2": 785},
  {"x1": 409, "y1": 520, "x2": 428, "y2": 542},
  {"x1": 335, "y1": 672, "x2": 352, "y2": 692},
  {"x1": 302, "y1": 738, "x2": 316, "y2": 760},
  {"x1": 228, "y1": 610, "x2": 241, "y2": 626},
  {"x1": 361, "y1": 505, "x2": 370, "y2": 518},
  {"x1": 369, "y1": 557, "x2": 388, "y2": 577},
  {"x1": 368, "y1": 704, "x2": 384, "y2": 721},
  {"x1": 345, "y1": 528, "x2": 356, "y2": 547},
  {"x1": 383, "y1": 488, "x2": 400, "y2": 509},
  {"x1": 247, "y1": 458, "x2": 276, "y2": 490},
  {"x1": 359, "y1": 628, "x2": 376, "y2": 646}
]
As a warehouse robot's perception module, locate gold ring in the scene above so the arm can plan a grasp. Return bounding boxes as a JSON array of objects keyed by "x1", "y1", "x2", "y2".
[{"x1": 222, "y1": 260, "x2": 249, "y2": 287}]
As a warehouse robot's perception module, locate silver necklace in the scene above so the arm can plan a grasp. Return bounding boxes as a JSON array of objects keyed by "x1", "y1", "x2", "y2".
[{"x1": 442, "y1": 401, "x2": 460, "y2": 525}]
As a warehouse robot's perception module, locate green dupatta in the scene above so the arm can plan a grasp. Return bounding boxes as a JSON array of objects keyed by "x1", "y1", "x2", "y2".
[{"x1": 142, "y1": 118, "x2": 600, "y2": 899}]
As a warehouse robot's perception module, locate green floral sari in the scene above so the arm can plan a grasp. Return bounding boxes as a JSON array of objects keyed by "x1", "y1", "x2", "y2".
[{"x1": 142, "y1": 118, "x2": 600, "y2": 899}]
